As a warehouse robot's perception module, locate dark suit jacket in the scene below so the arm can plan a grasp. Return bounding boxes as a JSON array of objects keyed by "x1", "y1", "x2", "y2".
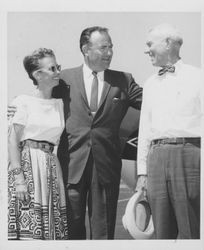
[{"x1": 52, "y1": 65, "x2": 142, "y2": 186}]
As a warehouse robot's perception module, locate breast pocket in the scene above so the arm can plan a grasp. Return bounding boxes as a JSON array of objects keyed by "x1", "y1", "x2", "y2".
[
  {"x1": 112, "y1": 91, "x2": 127, "y2": 103},
  {"x1": 112, "y1": 97, "x2": 123, "y2": 104},
  {"x1": 112, "y1": 97, "x2": 127, "y2": 108},
  {"x1": 109, "y1": 97, "x2": 128, "y2": 121}
]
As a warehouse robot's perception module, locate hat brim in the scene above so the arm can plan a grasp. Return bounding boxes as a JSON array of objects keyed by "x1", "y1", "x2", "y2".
[{"x1": 122, "y1": 190, "x2": 154, "y2": 239}]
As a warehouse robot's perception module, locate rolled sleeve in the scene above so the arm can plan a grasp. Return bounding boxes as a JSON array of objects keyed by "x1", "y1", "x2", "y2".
[
  {"x1": 137, "y1": 83, "x2": 151, "y2": 175},
  {"x1": 10, "y1": 96, "x2": 28, "y2": 126}
]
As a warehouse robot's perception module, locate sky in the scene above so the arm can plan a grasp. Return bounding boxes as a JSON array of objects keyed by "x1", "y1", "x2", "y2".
[{"x1": 7, "y1": 12, "x2": 201, "y2": 102}]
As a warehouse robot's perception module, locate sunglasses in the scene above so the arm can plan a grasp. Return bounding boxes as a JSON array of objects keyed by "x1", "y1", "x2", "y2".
[{"x1": 38, "y1": 64, "x2": 61, "y2": 73}]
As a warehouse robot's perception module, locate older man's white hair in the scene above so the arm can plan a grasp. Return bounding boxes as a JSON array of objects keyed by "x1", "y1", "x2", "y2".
[{"x1": 149, "y1": 23, "x2": 183, "y2": 47}]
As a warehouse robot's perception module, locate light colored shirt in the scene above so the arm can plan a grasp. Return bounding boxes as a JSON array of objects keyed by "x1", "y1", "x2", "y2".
[
  {"x1": 137, "y1": 60, "x2": 204, "y2": 175},
  {"x1": 10, "y1": 95, "x2": 65, "y2": 145},
  {"x1": 83, "y1": 63, "x2": 104, "y2": 106}
]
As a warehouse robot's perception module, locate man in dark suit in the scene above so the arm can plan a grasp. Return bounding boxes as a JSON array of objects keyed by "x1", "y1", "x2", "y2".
[{"x1": 53, "y1": 26, "x2": 142, "y2": 240}]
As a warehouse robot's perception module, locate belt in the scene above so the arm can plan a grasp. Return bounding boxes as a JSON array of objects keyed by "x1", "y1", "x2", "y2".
[
  {"x1": 20, "y1": 139, "x2": 55, "y2": 153},
  {"x1": 151, "y1": 137, "x2": 200, "y2": 146}
]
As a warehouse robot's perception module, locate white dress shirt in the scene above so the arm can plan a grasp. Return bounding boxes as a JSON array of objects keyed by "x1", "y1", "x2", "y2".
[
  {"x1": 137, "y1": 60, "x2": 204, "y2": 175},
  {"x1": 83, "y1": 63, "x2": 104, "y2": 106}
]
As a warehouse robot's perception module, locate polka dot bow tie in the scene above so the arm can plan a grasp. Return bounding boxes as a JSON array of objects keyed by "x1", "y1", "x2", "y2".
[{"x1": 158, "y1": 65, "x2": 175, "y2": 76}]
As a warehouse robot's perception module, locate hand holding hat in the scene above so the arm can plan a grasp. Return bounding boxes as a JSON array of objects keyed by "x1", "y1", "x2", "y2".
[
  {"x1": 135, "y1": 175, "x2": 147, "y2": 197},
  {"x1": 122, "y1": 184, "x2": 154, "y2": 239}
]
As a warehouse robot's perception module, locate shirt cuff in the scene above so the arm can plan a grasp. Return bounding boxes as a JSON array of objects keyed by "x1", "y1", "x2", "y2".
[{"x1": 137, "y1": 163, "x2": 147, "y2": 176}]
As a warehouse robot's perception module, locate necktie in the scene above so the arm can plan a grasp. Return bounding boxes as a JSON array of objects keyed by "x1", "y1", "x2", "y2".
[
  {"x1": 158, "y1": 65, "x2": 175, "y2": 76},
  {"x1": 90, "y1": 71, "x2": 98, "y2": 114}
]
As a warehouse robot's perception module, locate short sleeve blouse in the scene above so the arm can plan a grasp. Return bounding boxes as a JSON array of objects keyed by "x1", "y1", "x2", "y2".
[{"x1": 10, "y1": 95, "x2": 65, "y2": 145}]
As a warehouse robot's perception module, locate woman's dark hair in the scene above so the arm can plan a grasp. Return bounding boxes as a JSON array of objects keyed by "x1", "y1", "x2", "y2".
[
  {"x1": 79, "y1": 26, "x2": 109, "y2": 54},
  {"x1": 23, "y1": 48, "x2": 55, "y2": 85}
]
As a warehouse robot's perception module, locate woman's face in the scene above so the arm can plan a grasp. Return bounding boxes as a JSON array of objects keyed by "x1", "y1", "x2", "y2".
[{"x1": 36, "y1": 56, "x2": 61, "y2": 87}]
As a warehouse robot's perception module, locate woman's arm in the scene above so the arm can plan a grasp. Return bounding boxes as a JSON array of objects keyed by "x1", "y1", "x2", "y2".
[{"x1": 8, "y1": 124, "x2": 29, "y2": 201}]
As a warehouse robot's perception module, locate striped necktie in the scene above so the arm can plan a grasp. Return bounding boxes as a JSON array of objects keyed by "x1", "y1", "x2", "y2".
[{"x1": 90, "y1": 71, "x2": 98, "y2": 114}]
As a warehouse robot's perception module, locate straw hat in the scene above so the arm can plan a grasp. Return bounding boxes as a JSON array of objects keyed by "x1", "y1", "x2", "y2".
[{"x1": 122, "y1": 189, "x2": 154, "y2": 239}]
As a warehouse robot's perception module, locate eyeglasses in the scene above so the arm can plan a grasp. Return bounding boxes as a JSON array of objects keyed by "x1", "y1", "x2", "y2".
[
  {"x1": 49, "y1": 64, "x2": 61, "y2": 72},
  {"x1": 38, "y1": 64, "x2": 61, "y2": 73}
]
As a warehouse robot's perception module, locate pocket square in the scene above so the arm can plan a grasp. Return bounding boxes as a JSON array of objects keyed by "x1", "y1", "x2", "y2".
[
  {"x1": 113, "y1": 97, "x2": 121, "y2": 103},
  {"x1": 113, "y1": 97, "x2": 120, "y2": 100}
]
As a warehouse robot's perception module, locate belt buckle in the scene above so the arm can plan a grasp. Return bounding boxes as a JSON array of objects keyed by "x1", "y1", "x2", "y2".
[
  {"x1": 39, "y1": 142, "x2": 46, "y2": 152},
  {"x1": 42, "y1": 142, "x2": 53, "y2": 153},
  {"x1": 160, "y1": 139, "x2": 166, "y2": 145},
  {"x1": 151, "y1": 140, "x2": 157, "y2": 146},
  {"x1": 170, "y1": 138, "x2": 178, "y2": 144},
  {"x1": 44, "y1": 143, "x2": 50, "y2": 152},
  {"x1": 174, "y1": 138, "x2": 185, "y2": 144}
]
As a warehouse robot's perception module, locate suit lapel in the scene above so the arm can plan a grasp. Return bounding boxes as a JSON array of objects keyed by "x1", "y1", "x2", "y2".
[
  {"x1": 75, "y1": 65, "x2": 89, "y2": 107},
  {"x1": 98, "y1": 69, "x2": 111, "y2": 108}
]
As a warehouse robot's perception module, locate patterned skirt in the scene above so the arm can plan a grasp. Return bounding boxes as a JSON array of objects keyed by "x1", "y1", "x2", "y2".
[{"x1": 8, "y1": 144, "x2": 69, "y2": 240}]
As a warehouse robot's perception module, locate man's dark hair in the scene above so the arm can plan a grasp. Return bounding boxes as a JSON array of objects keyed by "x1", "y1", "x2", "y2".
[{"x1": 79, "y1": 26, "x2": 109, "y2": 54}]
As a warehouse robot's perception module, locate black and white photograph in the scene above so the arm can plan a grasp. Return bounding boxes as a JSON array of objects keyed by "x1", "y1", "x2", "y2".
[{"x1": 1, "y1": 0, "x2": 204, "y2": 250}]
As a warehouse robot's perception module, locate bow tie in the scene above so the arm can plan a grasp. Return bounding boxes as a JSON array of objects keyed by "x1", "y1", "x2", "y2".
[{"x1": 158, "y1": 65, "x2": 175, "y2": 76}]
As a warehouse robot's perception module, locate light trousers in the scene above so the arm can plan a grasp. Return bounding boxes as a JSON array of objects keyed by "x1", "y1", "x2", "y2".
[{"x1": 147, "y1": 142, "x2": 200, "y2": 239}]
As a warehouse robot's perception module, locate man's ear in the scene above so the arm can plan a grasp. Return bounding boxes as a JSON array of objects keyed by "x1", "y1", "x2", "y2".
[
  {"x1": 82, "y1": 44, "x2": 89, "y2": 56},
  {"x1": 166, "y1": 38, "x2": 172, "y2": 50}
]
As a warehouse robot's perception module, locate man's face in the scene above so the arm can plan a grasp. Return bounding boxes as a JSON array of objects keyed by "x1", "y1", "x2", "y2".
[
  {"x1": 85, "y1": 31, "x2": 113, "y2": 72},
  {"x1": 144, "y1": 32, "x2": 169, "y2": 67}
]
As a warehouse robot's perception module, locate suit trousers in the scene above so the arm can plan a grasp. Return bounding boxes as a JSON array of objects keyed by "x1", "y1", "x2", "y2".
[
  {"x1": 147, "y1": 142, "x2": 200, "y2": 239},
  {"x1": 66, "y1": 151, "x2": 120, "y2": 239}
]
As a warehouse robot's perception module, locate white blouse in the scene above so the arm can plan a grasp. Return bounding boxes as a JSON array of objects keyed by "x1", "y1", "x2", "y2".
[{"x1": 10, "y1": 95, "x2": 65, "y2": 145}]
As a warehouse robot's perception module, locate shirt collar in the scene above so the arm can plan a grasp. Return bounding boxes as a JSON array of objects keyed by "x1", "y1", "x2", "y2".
[
  {"x1": 83, "y1": 63, "x2": 104, "y2": 80},
  {"x1": 172, "y1": 59, "x2": 183, "y2": 73},
  {"x1": 157, "y1": 59, "x2": 183, "y2": 77},
  {"x1": 174, "y1": 58, "x2": 183, "y2": 67}
]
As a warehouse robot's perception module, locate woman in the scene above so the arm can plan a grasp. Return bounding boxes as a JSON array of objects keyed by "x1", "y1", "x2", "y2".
[{"x1": 8, "y1": 48, "x2": 68, "y2": 240}]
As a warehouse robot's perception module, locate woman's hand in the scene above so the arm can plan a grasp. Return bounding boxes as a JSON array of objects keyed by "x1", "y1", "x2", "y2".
[
  {"x1": 15, "y1": 182, "x2": 29, "y2": 201},
  {"x1": 7, "y1": 105, "x2": 17, "y2": 119}
]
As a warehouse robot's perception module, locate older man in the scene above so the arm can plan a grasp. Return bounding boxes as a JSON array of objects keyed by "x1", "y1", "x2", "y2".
[{"x1": 136, "y1": 23, "x2": 203, "y2": 239}]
